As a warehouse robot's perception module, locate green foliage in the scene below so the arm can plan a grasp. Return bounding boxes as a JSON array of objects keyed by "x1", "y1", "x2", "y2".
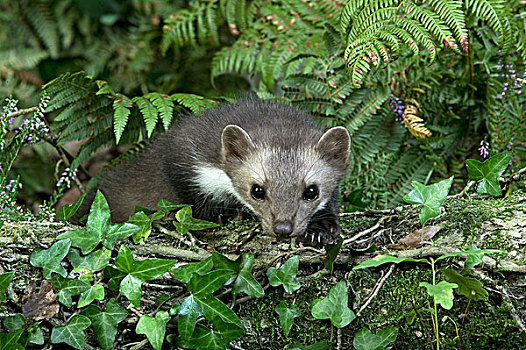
[
  {"x1": 136, "y1": 311, "x2": 171, "y2": 350},
  {"x1": 403, "y1": 176, "x2": 454, "y2": 226},
  {"x1": 172, "y1": 257, "x2": 214, "y2": 283},
  {"x1": 311, "y1": 280, "x2": 355, "y2": 328},
  {"x1": 174, "y1": 206, "x2": 221, "y2": 234},
  {"x1": 81, "y1": 299, "x2": 128, "y2": 350},
  {"x1": 0, "y1": 329, "x2": 23, "y2": 350},
  {"x1": 353, "y1": 327, "x2": 398, "y2": 350},
  {"x1": 52, "y1": 275, "x2": 90, "y2": 307},
  {"x1": 466, "y1": 152, "x2": 512, "y2": 196},
  {"x1": 114, "y1": 245, "x2": 177, "y2": 307},
  {"x1": 275, "y1": 301, "x2": 301, "y2": 337},
  {"x1": 56, "y1": 191, "x2": 140, "y2": 253},
  {"x1": 266, "y1": 255, "x2": 301, "y2": 294},
  {"x1": 0, "y1": 271, "x2": 14, "y2": 302},
  {"x1": 442, "y1": 268, "x2": 488, "y2": 301},
  {"x1": 30, "y1": 239, "x2": 71, "y2": 279},
  {"x1": 50, "y1": 315, "x2": 91, "y2": 350},
  {"x1": 419, "y1": 281, "x2": 458, "y2": 309}
]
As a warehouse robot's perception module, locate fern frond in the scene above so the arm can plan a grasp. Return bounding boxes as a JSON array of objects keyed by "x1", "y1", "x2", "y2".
[
  {"x1": 171, "y1": 93, "x2": 217, "y2": 113},
  {"x1": 21, "y1": 0, "x2": 60, "y2": 58},
  {"x1": 404, "y1": 3, "x2": 457, "y2": 53},
  {"x1": 0, "y1": 48, "x2": 48, "y2": 70},
  {"x1": 72, "y1": 132, "x2": 114, "y2": 170},
  {"x1": 145, "y1": 93, "x2": 175, "y2": 130},
  {"x1": 382, "y1": 152, "x2": 433, "y2": 207},
  {"x1": 402, "y1": 102, "x2": 433, "y2": 138},
  {"x1": 44, "y1": 72, "x2": 96, "y2": 111},
  {"x1": 426, "y1": 0, "x2": 468, "y2": 52},
  {"x1": 113, "y1": 95, "x2": 133, "y2": 144},
  {"x1": 132, "y1": 96, "x2": 158, "y2": 138}
]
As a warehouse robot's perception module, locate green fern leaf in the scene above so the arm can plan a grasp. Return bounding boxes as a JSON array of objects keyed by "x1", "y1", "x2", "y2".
[
  {"x1": 21, "y1": 0, "x2": 60, "y2": 58},
  {"x1": 427, "y1": 0, "x2": 468, "y2": 52},
  {"x1": 113, "y1": 94, "x2": 133, "y2": 144},
  {"x1": 132, "y1": 96, "x2": 158, "y2": 138},
  {"x1": 171, "y1": 93, "x2": 217, "y2": 113},
  {"x1": 146, "y1": 93, "x2": 175, "y2": 130}
]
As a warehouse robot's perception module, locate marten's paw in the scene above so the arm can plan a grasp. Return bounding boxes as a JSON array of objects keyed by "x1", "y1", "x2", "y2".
[{"x1": 302, "y1": 210, "x2": 340, "y2": 247}]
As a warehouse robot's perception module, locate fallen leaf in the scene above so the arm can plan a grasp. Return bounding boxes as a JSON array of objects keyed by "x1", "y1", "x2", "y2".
[
  {"x1": 22, "y1": 280, "x2": 59, "y2": 321},
  {"x1": 388, "y1": 226, "x2": 442, "y2": 249}
]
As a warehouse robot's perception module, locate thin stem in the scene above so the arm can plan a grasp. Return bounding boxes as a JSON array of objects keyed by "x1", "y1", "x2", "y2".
[{"x1": 431, "y1": 259, "x2": 440, "y2": 350}]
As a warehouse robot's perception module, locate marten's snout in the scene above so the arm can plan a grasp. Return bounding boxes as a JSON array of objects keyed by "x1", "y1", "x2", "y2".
[{"x1": 273, "y1": 222, "x2": 293, "y2": 236}]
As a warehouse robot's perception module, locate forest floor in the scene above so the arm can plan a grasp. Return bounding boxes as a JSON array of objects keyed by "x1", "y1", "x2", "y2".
[{"x1": 0, "y1": 191, "x2": 525, "y2": 349}]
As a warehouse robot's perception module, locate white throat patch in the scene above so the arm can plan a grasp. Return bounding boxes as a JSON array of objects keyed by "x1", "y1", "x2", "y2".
[{"x1": 192, "y1": 164, "x2": 255, "y2": 212}]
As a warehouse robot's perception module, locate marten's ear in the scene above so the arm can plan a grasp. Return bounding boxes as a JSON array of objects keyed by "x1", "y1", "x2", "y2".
[
  {"x1": 221, "y1": 125, "x2": 255, "y2": 162},
  {"x1": 315, "y1": 126, "x2": 350, "y2": 172}
]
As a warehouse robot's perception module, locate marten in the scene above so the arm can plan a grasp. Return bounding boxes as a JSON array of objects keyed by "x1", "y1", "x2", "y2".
[{"x1": 75, "y1": 98, "x2": 350, "y2": 246}]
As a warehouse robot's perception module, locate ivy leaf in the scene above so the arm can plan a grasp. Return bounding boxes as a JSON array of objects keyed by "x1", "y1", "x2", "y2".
[
  {"x1": 466, "y1": 152, "x2": 511, "y2": 196},
  {"x1": 311, "y1": 280, "x2": 355, "y2": 328},
  {"x1": 51, "y1": 315, "x2": 91, "y2": 350},
  {"x1": 51, "y1": 275, "x2": 90, "y2": 307},
  {"x1": 267, "y1": 256, "x2": 301, "y2": 294},
  {"x1": 115, "y1": 245, "x2": 177, "y2": 307},
  {"x1": 442, "y1": 268, "x2": 488, "y2": 301},
  {"x1": 462, "y1": 249, "x2": 484, "y2": 273},
  {"x1": 27, "y1": 322, "x2": 44, "y2": 345},
  {"x1": 353, "y1": 255, "x2": 428, "y2": 270},
  {"x1": 56, "y1": 190, "x2": 109, "y2": 254},
  {"x1": 419, "y1": 281, "x2": 458, "y2": 310},
  {"x1": 68, "y1": 248, "x2": 111, "y2": 282},
  {"x1": 232, "y1": 254, "x2": 264, "y2": 298},
  {"x1": 275, "y1": 301, "x2": 300, "y2": 337},
  {"x1": 30, "y1": 239, "x2": 71, "y2": 278},
  {"x1": 325, "y1": 237, "x2": 343, "y2": 274},
  {"x1": 186, "y1": 270, "x2": 245, "y2": 331},
  {"x1": 176, "y1": 318, "x2": 244, "y2": 350},
  {"x1": 77, "y1": 284, "x2": 105, "y2": 308},
  {"x1": 403, "y1": 177, "x2": 454, "y2": 226},
  {"x1": 178, "y1": 295, "x2": 202, "y2": 339},
  {"x1": 2, "y1": 313, "x2": 25, "y2": 331},
  {"x1": 136, "y1": 311, "x2": 171, "y2": 350},
  {"x1": 104, "y1": 266, "x2": 127, "y2": 292},
  {"x1": 56, "y1": 193, "x2": 85, "y2": 222},
  {"x1": 156, "y1": 199, "x2": 189, "y2": 213},
  {"x1": 103, "y1": 222, "x2": 140, "y2": 250},
  {"x1": 172, "y1": 257, "x2": 213, "y2": 284},
  {"x1": 113, "y1": 94, "x2": 132, "y2": 144},
  {"x1": 288, "y1": 342, "x2": 333, "y2": 350},
  {"x1": 353, "y1": 327, "x2": 398, "y2": 350},
  {"x1": 128, "y1": 211, "x2": 159, "y2": 244},
  {"x1": 81, "y1": 298, "x2": 128, "y2": 350},
  {"x1": 174, "y1": 206, "x2": 220, "y2": 234},
  {"x1": 0, "y1": 329, "x2": 23, "y2": 350},
  {"x1": 0, "y1": 271, "x2": 14, "y2": 302},
  {"x1": 188, "y1": 270, "x2": 236, "y2": 296}
]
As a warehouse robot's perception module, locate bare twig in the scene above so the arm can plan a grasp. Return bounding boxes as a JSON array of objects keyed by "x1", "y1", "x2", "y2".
[
  {"x1": 356, "y1": 264, "x2": 395, "y2": 316},
  {"x1": 343, "y1": 222, "x2": 381, "y2": 245},
  {"x1": 6, "y1": 107, "x2": 38, "y2": 118}
]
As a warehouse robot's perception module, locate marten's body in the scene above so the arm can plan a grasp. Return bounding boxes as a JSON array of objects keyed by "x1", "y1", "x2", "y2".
[{"x1": 78, "y1": 98, "x2": 350, "y2": 245}]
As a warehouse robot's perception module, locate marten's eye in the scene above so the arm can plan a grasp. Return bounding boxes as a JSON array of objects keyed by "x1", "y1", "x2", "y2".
[
  {"x1": 251, "y1": 184, "x2": 265, "y2": 201},
  {"x1": 303, "y1": 185, "x2": 319, "y2": 201}
]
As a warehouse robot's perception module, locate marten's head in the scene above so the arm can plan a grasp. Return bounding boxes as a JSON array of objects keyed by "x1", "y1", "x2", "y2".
[{"x1": 221, "y1": 123, "x2": 350, "y2": 244}]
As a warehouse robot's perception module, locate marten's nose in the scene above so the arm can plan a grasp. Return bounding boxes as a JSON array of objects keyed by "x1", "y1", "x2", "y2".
[{"x1": 274, "y1": 222, "x2": 293, "y2": 236}]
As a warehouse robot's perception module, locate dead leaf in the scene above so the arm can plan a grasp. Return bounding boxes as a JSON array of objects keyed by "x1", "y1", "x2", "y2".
[
  {"x1": 22, "y1": 280, "x2": 59, "y2": 321},
  {"x1": 388, "y1": 226, "x2": 442, "y2": 249}
]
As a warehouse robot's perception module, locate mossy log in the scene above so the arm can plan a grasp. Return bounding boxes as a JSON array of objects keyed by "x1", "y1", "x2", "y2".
[{"x1": 0, "y1": 191, "x2": 525, "y2": 349}]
